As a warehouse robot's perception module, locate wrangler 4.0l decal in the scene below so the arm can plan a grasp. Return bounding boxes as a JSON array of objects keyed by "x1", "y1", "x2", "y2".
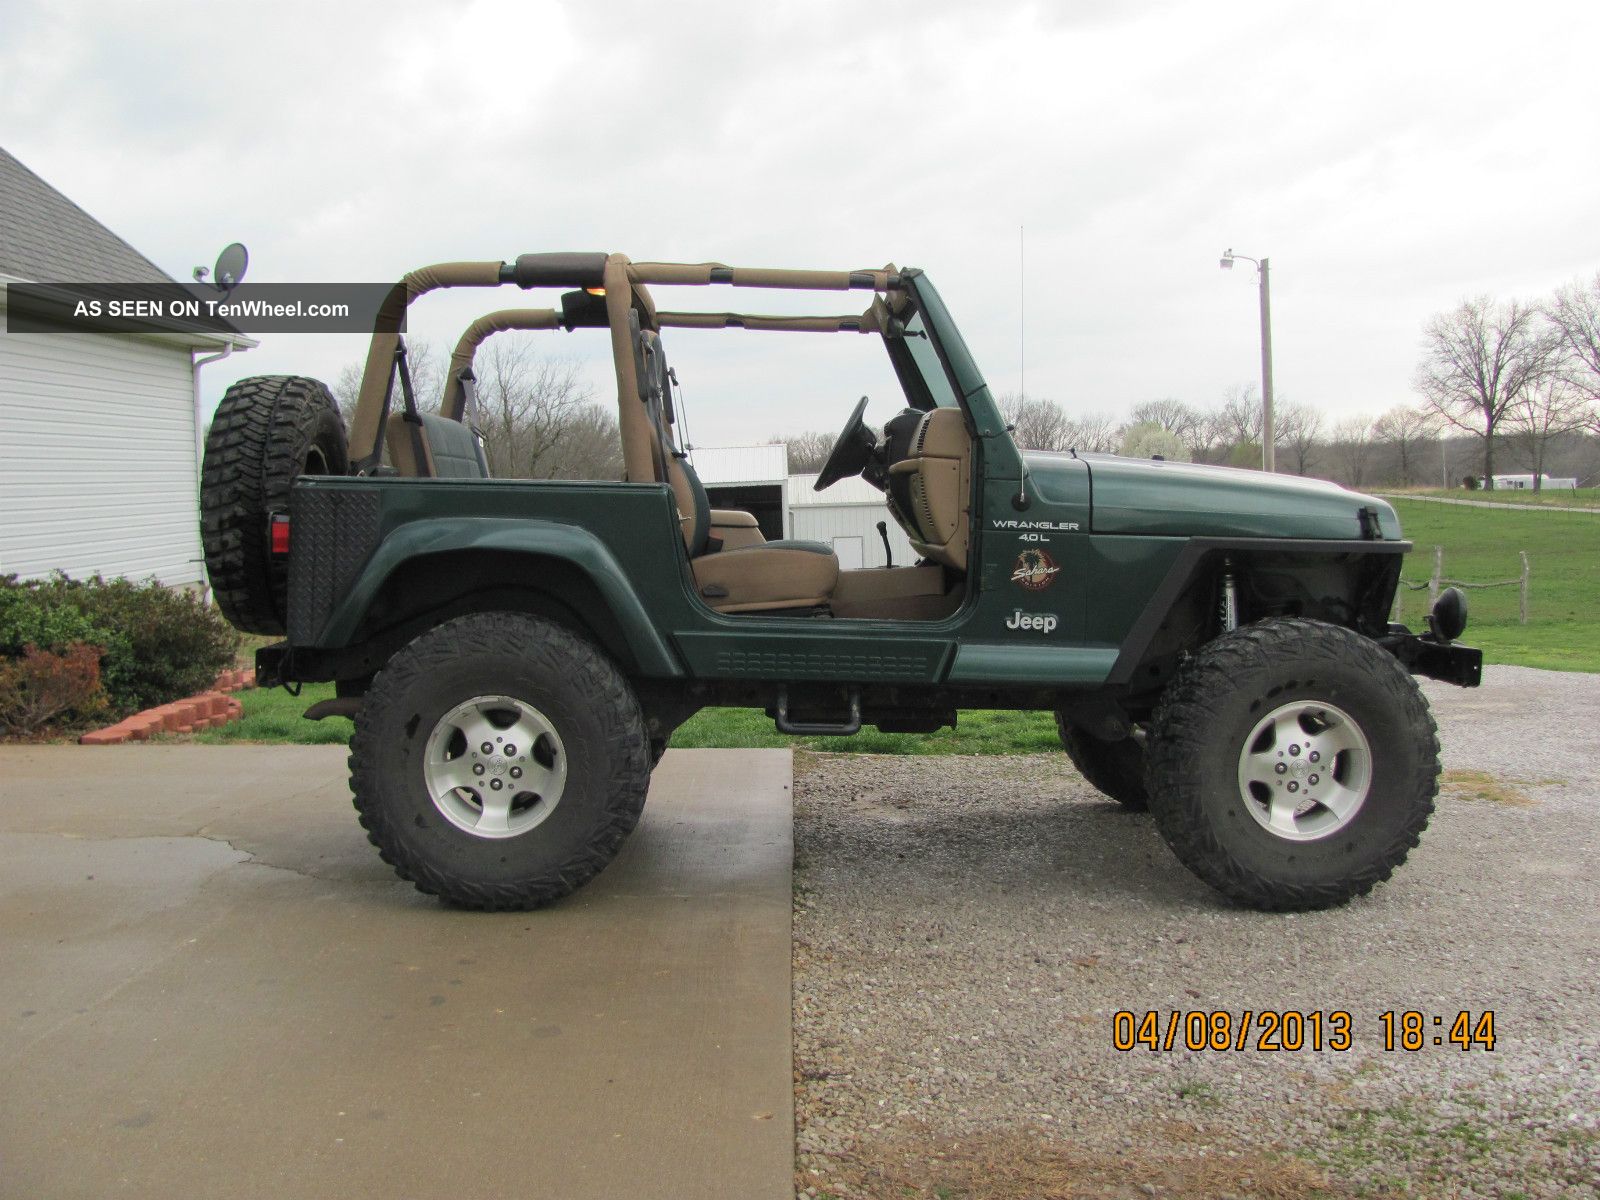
[
  {"x1": 991, "y1": 518, "x2": 1080, "y2": 531},
  {"x1": 1006, "y1": 609, "x2": 1059, "y2": 633}
]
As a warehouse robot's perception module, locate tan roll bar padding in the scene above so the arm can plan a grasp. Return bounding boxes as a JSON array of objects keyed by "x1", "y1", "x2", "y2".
[
  {"x1": 441, "y1": 308, "x2": 560, "y2": 420},
  {"x1": 655, "y1": 309, "x2": 883, "y2": 334},
  {"x1": 601, "y1": 254, "x2": 659, "y2": 486},
  {"x1": 347, "y1": 260, "x2": 506, "y2": 466},
  {"x1": 627, "y1": 262, "x2": 898, "y2": 292}
]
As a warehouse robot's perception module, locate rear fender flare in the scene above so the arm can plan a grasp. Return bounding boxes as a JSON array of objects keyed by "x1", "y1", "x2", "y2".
[{"x1": 319, "y1": 518, "x2": 681, "y2": 677}]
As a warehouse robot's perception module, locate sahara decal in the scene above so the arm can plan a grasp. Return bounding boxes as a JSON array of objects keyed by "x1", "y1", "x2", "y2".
[
  {"x1": 1005, "y1": 609, "x2": 1059, "y2": 633},
  {"x1": 1011, "y1": 548, "x2": 1060, "y2": 591},
  {"x1": 991, "y1": 518, "x2": 1080, "y2": 531}
]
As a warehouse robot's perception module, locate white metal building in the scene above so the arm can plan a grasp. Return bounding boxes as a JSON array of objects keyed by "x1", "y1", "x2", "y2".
[
  {"x1": 687, "y1": 444, "x2": 790, "y2": 542},
  {"x1": 788, "y1": 472, "x2": 916, "y2": 569},
  {"x1": 0, "y1": 148, "x2": 252, "y2": 586}
]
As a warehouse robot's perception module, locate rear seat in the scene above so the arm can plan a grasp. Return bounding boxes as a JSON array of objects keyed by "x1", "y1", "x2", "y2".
[{"x1": 385, "y1": 412, "x2": 490, "y2": 478}]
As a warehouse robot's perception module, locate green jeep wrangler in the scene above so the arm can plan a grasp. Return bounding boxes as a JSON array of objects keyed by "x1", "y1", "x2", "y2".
[{"x1": 199, "y1": 252, "x2": 1480, "y2": 914}]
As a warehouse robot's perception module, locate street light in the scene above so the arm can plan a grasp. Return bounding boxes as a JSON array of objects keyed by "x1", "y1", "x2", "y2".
[{"x1": 1220, "y1": 248, "x2": 1275, "y2": 473}]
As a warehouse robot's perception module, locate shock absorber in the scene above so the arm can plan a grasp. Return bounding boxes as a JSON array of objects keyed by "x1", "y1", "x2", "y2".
[{"x1": 1220, "y1": 559, "x2": 1239, "y2": 632}]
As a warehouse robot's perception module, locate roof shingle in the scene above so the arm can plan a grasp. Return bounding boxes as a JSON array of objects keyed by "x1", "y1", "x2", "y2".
[{"x1": 0, "y1": 148, "x2": 175, "y2": 283}]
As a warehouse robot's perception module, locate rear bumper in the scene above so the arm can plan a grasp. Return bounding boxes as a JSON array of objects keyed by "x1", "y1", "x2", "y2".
[{"x1": 1381, "y1": 628, "x2": 1483, "y2": 687}]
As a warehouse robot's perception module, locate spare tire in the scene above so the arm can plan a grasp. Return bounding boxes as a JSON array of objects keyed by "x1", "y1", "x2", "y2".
[{"x1": 201, "y1": 375, "x2": 348, "y2": 635}]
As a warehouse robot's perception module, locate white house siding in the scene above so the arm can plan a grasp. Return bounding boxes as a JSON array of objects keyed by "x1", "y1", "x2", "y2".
[{"x1": 0, "y1": 324, "x2": 203, "y2": 585}]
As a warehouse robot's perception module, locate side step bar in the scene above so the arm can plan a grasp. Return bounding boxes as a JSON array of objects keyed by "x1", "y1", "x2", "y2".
[{"x1": 774, "y1": 686, "x2": 862, "y2": 736}]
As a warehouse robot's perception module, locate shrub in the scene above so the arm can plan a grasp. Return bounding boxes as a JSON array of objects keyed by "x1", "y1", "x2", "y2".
[
  {"x1": 0, "y1": 642, "x2": 108, "y2": 735},
  {"x1": 0, "y1": 574, "x2": 240, "y2": 717}
]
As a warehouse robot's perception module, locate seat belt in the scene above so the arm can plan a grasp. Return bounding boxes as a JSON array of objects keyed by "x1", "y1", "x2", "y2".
[{"x1": 393, "y1": 341, "x2": 431, "y2": 476}]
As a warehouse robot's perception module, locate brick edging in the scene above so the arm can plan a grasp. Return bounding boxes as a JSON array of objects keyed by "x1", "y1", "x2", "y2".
[{"x1": 79, "y1": 668, "x2": 257, "y2": 745}]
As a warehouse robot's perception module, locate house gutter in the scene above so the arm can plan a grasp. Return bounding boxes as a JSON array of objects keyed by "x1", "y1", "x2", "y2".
[{"x1": 191, "y1": 341, "x2": 238, "y2": 601}]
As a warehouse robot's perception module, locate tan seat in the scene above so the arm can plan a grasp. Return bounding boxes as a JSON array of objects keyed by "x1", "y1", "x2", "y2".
[
  {"x1": 690, "y1": 542, "x2": 840, "y2": 613},
  {"x1": 633, "y1": 320, "x2": 841, "y2": 613},
  {"x1": 887, "y1": 408, "x2": 971, "y2": 570}
]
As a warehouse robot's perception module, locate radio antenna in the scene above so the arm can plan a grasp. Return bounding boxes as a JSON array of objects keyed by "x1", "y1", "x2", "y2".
[{"x1": 1019, "y1": 224, "x2": 1026, "y2": 401}]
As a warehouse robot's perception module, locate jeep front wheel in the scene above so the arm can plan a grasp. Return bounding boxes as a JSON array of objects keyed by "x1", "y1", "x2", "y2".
[
  {"x1": 350, "y1": 612, "x2": 651, "y2": 910},
  {"x1": 1144, "y1": 618, "x2": 1438, "y2": 912}
]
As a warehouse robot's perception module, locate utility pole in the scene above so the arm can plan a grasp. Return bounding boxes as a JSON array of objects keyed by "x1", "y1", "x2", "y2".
[
  {"x1": 1220, "y1": 249, "x2": 1276, "y2": 472},
  {"x1": 1257, "y1": 258, "x2": 1274, "y2": 473}
]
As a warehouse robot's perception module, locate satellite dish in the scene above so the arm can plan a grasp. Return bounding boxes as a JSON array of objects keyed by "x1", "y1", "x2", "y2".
[
  {"x1": 214, "y1": 243, "x2": 249, "y2": 289},
  {"x1": 192, "y1": 243, "x2": 249, "y2": 293}
]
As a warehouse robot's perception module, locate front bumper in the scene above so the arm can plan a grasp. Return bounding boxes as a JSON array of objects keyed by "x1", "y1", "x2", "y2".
[{"x1": 1381, "y1": 627, "x2": 1483, "y2": 687}]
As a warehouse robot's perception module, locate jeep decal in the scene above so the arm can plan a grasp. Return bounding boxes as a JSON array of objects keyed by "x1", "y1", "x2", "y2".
[{"x1": 1005, "y1": 609, "x2": 1058, "y2": 633}]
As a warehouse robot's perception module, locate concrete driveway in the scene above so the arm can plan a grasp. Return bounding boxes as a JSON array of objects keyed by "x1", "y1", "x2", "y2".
[{"x1": 0, "y1": 746, "x2": 794, "y2": 1200}]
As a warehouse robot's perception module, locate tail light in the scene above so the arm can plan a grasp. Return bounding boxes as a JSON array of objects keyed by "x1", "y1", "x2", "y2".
[{"x1": 269, "y1": 513, "x2": 291, "y2": 555}]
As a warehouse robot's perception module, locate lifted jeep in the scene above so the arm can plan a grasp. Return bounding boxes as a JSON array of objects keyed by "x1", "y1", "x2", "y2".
[{"x1": 199, "y1": 252, "x2": 1481, "y2": 913}]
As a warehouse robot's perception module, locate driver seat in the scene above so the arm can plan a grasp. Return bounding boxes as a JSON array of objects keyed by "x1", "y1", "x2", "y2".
[{"x1": 635, "y1": 324, "x2": 840, "y2": 613}]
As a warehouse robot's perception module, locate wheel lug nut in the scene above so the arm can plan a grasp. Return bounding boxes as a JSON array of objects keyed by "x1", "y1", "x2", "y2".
[
  {"x1": 472, "y1": 763, "x2": 485, "y2": 776},
  {"x1": 1308, "y1": 774, "x2": 1320, "y2": 786},
  {"x1": 489, "y1": 778, "x2": 503, "y2": 791},
  {"x1": 1309, "y1": 750, "x2": 1321, "y2": 763},
  {"x1": 1275, "y1": 763, "x2": 1287, "y2": 775},
  {"x1": 1289, "y1": 744, "x2": 1301, "y2": 757},
  {"x1": 504, "y1": 744, "x2": 517, "y2": 756},
  {"x1": 1287, "y1": 781, "x2": 1300, "y2": 793},
  {"x1": 481, "y1": 742, "x2": 494, "y2": 754},
  {"x1": 509, "y1": 766, "x2": 522, "y2": 779}
]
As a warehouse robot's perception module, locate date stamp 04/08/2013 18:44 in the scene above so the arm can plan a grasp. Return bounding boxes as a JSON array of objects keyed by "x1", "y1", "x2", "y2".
[{"x1": 1111, "y1": 1009, "x2": 1498, "y2": 1054}]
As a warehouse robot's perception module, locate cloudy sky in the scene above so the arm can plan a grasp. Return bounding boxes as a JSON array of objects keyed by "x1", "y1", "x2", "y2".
[{"x1": 5, "y1": 0, "x2": 1598, "y2": 444}]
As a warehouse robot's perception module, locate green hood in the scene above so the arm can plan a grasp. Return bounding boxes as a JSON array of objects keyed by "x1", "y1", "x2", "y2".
[{"x1": 1026, "y1": 452, "x2": 1402, "y2": 541}]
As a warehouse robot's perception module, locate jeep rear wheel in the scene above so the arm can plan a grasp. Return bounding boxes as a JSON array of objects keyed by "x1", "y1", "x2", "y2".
[
  {"x1": 1055, "y1": 716, "x2": 1149, "y2": 810},
  {"x1": 200, "y1": 375, "x2": 347, "y2": 635},
  {"x1": 349, "y1": 612, "x2": 651, "y2": 910},
  {"x1": 1144, "y1": 618, "x2": 1438, "y2": 912}
]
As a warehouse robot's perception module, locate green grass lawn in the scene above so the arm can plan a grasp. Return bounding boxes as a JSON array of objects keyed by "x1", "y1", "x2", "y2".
[
  {"x1": 1389, "y1": 498, "x2": 1600, "y2": 671},
  {"x1": 198, "y1": 498, "x2": 1596, "y2": 748},
  {"x1": 1386, "y1": 486, "x2": 1600, "y2": 509},
  {"x1": 194, "y1": 683, "x2": 352, "y2": 745}
]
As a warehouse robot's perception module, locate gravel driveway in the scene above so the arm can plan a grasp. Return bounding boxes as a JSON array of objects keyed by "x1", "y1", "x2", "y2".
[{"x1": 792, "y1": 666, "x2": 1599, "y2": 1200}]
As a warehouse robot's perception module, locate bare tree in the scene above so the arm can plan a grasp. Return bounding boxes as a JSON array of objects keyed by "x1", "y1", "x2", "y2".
[
  {"x1": 474, "y1": 342, "x2": 594, "y2": 478},
  {"x1": 1371, "y1": 405, "x2": 1435, "y2": 487},
  {"x1": 1065, "y1": 411, "x2": 1121, "y2": 454},
  {"x1": 331, "y1": 339, "x2": 442, "y2": 426},
  {"x1": 538, "y1": 403, "x2": 624, "y2": 480},
  {"x1": 1275, "y1": 401, "x2": 1323, "y2": 475},
  {"x1": 770, "y1": 431, "x2": 835, "y2": 473},
  {"x1": 1547, "y1": 270, "x2": 1600, "y2": 401},
  {"x1": 998, "y1": 392, "x2": 1071, "y2": 451},
  {"x1": 1129, "y1": 398, "x2": 1202, "y2": 442},
  {"x1": 1414, "y1": 297, "x2": 1560, "y2": 488},
  {"x1": 1329, "y1": 414, "x2": 1377, "y2": 488},
  {"x1": 1504, "y1": 379, "x2": 1590, "y2": 489},
  {"x1": 1216, "y1": 384, "x2": 1263, "y2": 465}
]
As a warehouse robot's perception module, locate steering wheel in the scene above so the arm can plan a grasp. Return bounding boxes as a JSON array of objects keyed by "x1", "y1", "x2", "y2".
[{"x1": 814, "y1": 395, "x2": 877, "y2": 491}]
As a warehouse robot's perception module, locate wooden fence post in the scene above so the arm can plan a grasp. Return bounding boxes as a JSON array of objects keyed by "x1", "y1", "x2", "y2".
[
  {"x1": 1519, "y1": 551, "x2": 1530, "y2": 625},
  {"x1": 1429, "y1": 546, "x2": 1443, "y2": 605}
]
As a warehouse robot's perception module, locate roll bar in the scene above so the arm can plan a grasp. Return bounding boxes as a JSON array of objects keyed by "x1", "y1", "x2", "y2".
[{"x1": 347, "y1": 253, "x2": 904, "y2": 475}]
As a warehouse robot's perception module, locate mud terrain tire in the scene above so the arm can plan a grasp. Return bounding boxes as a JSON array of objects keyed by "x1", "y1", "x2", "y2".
[
  {"x1": 1055, "y1": 716, "x2": 1149, "y2": 810},
  {"x1": 350, "y1": 612, "x2": 651, "y2": 910},
  {"x1": 200, "y1": 375, "x2": 347, "y2": 635},
  {"x1": 1145, "y1": 618, "x2": 1438, "y2": 912}
]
